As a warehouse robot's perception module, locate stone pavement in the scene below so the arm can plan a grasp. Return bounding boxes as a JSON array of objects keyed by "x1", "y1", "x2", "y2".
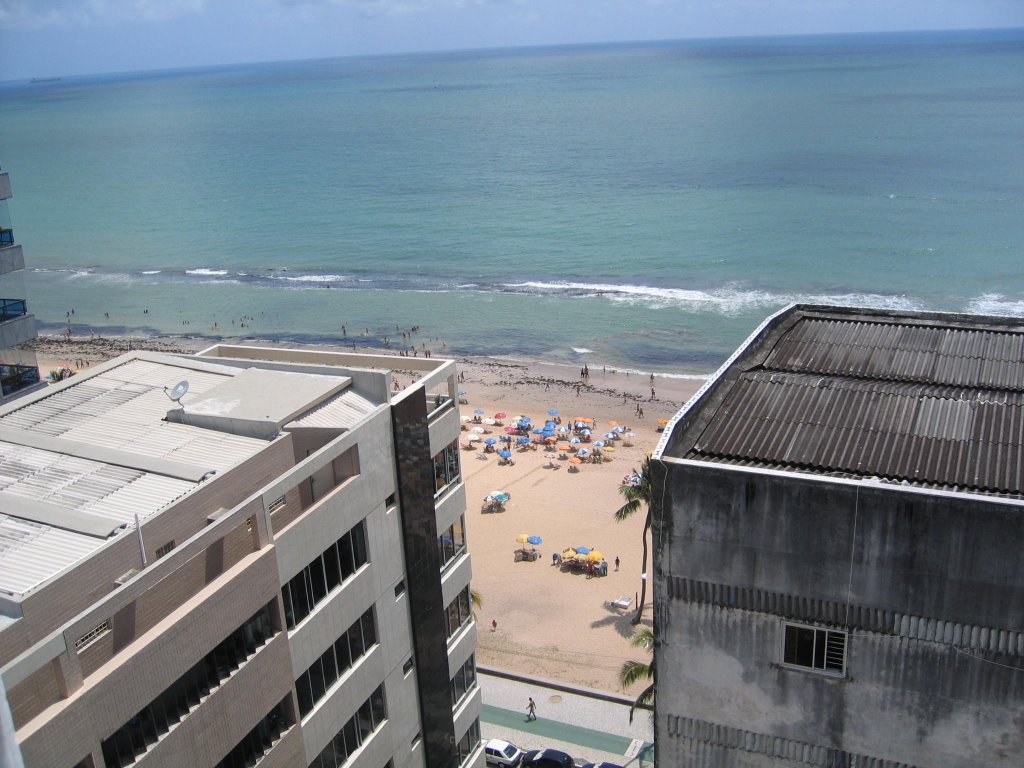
[{"x1": 478, "y1": 669, "x2": 654, "y2": 767}]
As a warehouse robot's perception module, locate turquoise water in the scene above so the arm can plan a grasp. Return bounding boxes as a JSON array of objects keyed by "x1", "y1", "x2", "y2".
[{"x1": 1, "y1": 29, "x2": 1022, "y2": 374}]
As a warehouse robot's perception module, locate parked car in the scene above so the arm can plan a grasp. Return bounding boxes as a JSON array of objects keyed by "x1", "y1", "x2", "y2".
[
  {"x1": 485, "y1": 739, "x2": 525, "y2": 767},
  {"x1": 521, "y1": 748, "x2": 575, "y2": 768}
]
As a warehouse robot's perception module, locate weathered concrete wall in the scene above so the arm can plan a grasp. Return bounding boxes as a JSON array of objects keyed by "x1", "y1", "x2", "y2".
[{"x1": 654, "y1": 460, "x2": 1024, "y2": 767}]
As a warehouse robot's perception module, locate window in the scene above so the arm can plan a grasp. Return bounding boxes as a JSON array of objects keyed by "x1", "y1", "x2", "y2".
[
  {"x1": 385, "y1": 493, "x2": 396, "y2": 508},
  {"x1": 295, "y1": 608, "x2": 377, "y2": 717},
  {"x1": 155, "y1": 540, "x2": 175, "y2": 558},
  {"x1": 455, "y1": 719, "x2": 480, "y2": 766},
  {"x1": 309, "y1": 685, "x2": 387, "y2": 768},
  {"x1": 268, "y1": 495, "x2": 287, "y2": 514},
  {"x1": 282, "y1": 522, "x2": 368, "y2": 629},
  {"x1": 433, "y1": 441, "x2": 461, "y2": 496},
  {"x1": 101, "y1": 603, "x2": 277, "y2": 768},
  {"x1": 394, "y1": 580, "x2": 406, "y2": 598},
  {"x1": 75, "y1": 619, "x2": 111, "y2": 651},
  {"x1": 444, "y1": 587, "x2": 473, "y2": 640},
  {"x1": 782, "y1": 622, "x2": 847, "y2": 676},
  {"x1": 402, "y1": 657, "x2": 414, "y2": 675},
  {"x1": 214, "y1": 698, "x2": 291, "y2": 768},
  {"x1": 450, "y1": 654, "x2": 477, "y2": 709},
  {"x1": 438, "y1": 515, "x2": 466, "y2": 572}
]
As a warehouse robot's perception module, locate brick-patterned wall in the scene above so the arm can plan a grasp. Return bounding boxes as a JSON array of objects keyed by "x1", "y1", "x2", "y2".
[{"x1": 8, "y1": 659, "x2": 62, "y2": 729}]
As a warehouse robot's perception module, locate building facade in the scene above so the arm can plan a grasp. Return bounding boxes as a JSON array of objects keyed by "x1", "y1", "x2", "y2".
[
  {"x1": 652, "y1": 305, "x2": 1024, "y2": 768},
  {"x1": 0, "y1": 168, "x2": 41, "y2": 403},
  {"x1": 0, "y1": 344, "x2": 481, "y2": 768}
]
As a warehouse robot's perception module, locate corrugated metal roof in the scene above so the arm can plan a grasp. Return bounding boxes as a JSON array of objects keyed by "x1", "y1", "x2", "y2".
[
  {"x1": 286, "y1": 388, "x2": 379, "y2": 429},
  {"x1": 684, "y1": 311, "x2": 1024, "y2": 497},
  {"x1": 0, "y1": 357, "x2": 273, "y2": 599}
]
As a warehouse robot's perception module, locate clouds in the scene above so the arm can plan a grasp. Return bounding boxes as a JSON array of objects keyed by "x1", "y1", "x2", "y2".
[{"x1": 0, "y1": 0, "x2": 207, "y2": 28}]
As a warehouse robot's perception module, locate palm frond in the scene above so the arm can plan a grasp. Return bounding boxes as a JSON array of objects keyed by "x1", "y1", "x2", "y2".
[
  {"x1": 628, "y1": 682, "x2": 655, "y2": 724},
  {"x1": 619, "y1": 659, "x2": 652, "y2": 689},
  {"x1": 630, "y1": 627, "x2": 654, "y2": 650}
]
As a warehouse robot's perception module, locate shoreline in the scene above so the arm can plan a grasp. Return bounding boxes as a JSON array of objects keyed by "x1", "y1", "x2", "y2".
[{"x1": 29, "y1": 331, "x2": 704, "y2": 694}]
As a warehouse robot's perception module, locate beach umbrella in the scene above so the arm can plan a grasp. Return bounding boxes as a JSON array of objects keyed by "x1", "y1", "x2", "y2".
[
  {"x1": 517, "y1": 436, "x2": 530, "y2": 445},
  {"x1": 544, "y1": 436, "x2": 557, "y2": 443},
  {"x1": 575, "y1": 546, "x2": 591, "y2": 555},
  {"x1": 608, "y1": 420, "x2": 619, "y2": 427},
  {"x1": 499, "y1": 450, "x2": 512, "y2": 459},
  {"x1": 499, "y1": 435, "x2": 512, "y2": 442},
  {"x1": 557, "y1": 442, "x2": 571, "y2": 451},
  {"x1": 484, "y1": 438, "x2": 497, "y2": 445},
  {"x1": 545, "y1": 420, "x2": 557, "y2": 428},
  {"x1": 548, "y1": 409, "x2": 559, "y2": 416},
  {"x1": 562, "y1": 547, "x2": 577, "y2": 560},
  {"x1": 576, "y1": 448, "x2": 590, "y2": 456},
  {"x1": 460, "y1": 415, "x2": 471, "y2": 422},
  {"x1": 494, "y1": 412, "x2": 507, "y2": 419},
  {"x1": 532, "y1": 428, "x2": 546, "y2": 435},
  {"x1": 467, "y1": 434, "x2": 480, "y2": 442},
  {"x1": 580, "y1": 428, "x2": 592, "y2": 436},
  {"x1": 515, "y1": 534, "x2": 531, "y2": 544},
  {"x1": 603, "y1": 432, "x2": 616, "y2": 440},
  {"x1": 482, "y1": 417, "x2": 496, "y2": 425},
  {"x1": 569, "y1": 457, "x2": 582, "y2": 465},
  {"x1": 587, "y1": 550, "x2": 604, "y2": 562},
  {"x1": 504, "y1": 426, "x2": 518, "y2": 434},
  {"x1": 593, "y1": 440, "x2": 605, "y2": 447},
  {"x1": 527, "y1": 535, "x2": 542, "y2": 546},
  {"x1": 471, "y1": 426, "x2": 485, "y2": 433},
  {"x1": 473, "y1": 408, "x2": 485, "y2": 414},
  {"x1": 569, "y1": 437, "x2": 581, "y2": 445},
  {"x1": 612, "y1": 425, "x2": 625, "y2": 433},
  {"x1": 489, "y1": 491, "x2": 510, "y2": 502},
  {"x1": 558, "y1": 425, "x2": 571, "y2": 433}
]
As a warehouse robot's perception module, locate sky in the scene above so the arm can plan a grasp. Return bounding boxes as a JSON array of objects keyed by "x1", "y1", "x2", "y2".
[{"x1": 1, "y1": 0, "x2": 1022, "y2": 80}]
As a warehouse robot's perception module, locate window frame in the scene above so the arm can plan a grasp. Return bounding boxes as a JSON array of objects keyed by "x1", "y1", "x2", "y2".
[{"x1": 780, "y1": 620, "x2": 847, "y2": 677}]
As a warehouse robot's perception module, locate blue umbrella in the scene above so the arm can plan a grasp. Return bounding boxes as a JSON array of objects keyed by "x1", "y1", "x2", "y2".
[
  {"x1": 458, "y1": 391, "x2": 466, "y2": 396},
  {"x1": 612, "y1": 425, "x2": 625, "y2": 433},
  {"x1": 499, "y1": 450, "x2": 512, "y2": 458},
  {"x1": 575, "y1": 546, "x2": 591, "y2": 555},
  {"x1": 517, "y1": 436, "x2": 530, "y2": 445},
  {"x1": 548, "y1": 409, "x2": 559, "y2": 416},
  {"x1": 527, "y1": 535, "x2": 543, "y2": 545},
  {"x1": 576, "y1": 448, "x2": 590, "y2": 456},
  {"x1": 604, "y1": 432, "x2": 617, "y2": 440},
  {"x1": 484, "y1": 438, "x2": 497, "y2": 445},
  {"x1": 473, "y1": 408, "x2": 485, "y2": 414},
  {"x1": 593, "y1": 440, "x2": 605, "y2": 447},
  {"x1": 569, "y1": 437, "x2": 582, "y2": 445},
  {"x1": 580, "y1": 428, "x2": 592, "y2": 436},
  {"x1": 532, "y1": 428, "x2": 546, "y2": 435},
  {"x1": 545, "y1": 420, "x2": 557, "y2": 428}
]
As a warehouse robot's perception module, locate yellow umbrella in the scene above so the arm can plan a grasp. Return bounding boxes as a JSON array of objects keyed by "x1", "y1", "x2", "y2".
[
  {"x1": 587, "y1": 550, "x2": 604, "y2": 562},
  {"x1": 561, "y1": 547, "x2": 577, "y2": 561},
  {"x1": 515, "y1": 534, "x2": 531, "y2": 544}
]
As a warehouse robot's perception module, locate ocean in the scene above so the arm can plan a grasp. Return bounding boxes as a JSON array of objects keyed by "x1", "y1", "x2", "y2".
[{"x1": 1, "y1": 28, "x2": 1022, "y2": 375}]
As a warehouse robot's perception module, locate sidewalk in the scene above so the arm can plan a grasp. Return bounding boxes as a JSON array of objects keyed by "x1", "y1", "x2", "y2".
[{"x1": 478, "y1": 669, "x2": 654, "y2": 767}]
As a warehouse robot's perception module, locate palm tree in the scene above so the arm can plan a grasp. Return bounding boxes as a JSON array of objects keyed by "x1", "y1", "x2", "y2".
[
  {"x1": 620, "y1": 627, "x2": 655, "y2": 723},
  {"x1": 615, "y1": 456, "x2": 652, "y2": 624},
  {"x1": 470, "y1": 588, "x2": 483, "y2": 619}
]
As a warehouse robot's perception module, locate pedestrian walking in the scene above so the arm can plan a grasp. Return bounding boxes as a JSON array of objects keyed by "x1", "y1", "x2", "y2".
[
  {"x1": 491, "y1": 619, "x2": 497, "y2": 632},
  {"x1": 527, "y1": 697, "x2": 537, "y2": 721},
  {"x1": 615, "y1": 556, "x2": 620, "y2": 571}
]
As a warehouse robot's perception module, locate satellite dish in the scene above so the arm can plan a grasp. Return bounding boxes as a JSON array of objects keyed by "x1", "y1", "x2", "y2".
[{"x1": 165, "y1": 380, "x2": 190, "y2": 403}]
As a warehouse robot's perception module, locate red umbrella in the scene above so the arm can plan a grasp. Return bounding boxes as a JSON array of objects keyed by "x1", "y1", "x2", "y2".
[{"x1": 494, "y1": 412, "x2": 507, "y2": 419}]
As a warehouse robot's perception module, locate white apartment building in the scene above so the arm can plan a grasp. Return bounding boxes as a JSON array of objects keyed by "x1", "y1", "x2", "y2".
[{"x1": 0, "y1": 344, "x2": 481, "y2": 768}]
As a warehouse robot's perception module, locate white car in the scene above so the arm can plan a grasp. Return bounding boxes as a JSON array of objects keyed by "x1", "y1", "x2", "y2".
[{"x1": 485, "y1": 738, "x2": 525, "y2": 767}]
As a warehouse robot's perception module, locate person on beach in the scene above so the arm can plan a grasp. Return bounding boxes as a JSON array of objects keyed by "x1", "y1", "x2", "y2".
[
  {"x1": 527, "y1": 698, "x2": 536, "y2": 721},
  {"x1": 491, "y1": 619, "x2": 497, "y2": 632},
  {"x1": 615, "y1": 556, "x2": 620, "y2": 571}
]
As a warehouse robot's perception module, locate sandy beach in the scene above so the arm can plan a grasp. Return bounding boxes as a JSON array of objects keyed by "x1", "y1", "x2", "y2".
[{"x1": 30, "y1": 333, "x2": 704, "y2": 695}]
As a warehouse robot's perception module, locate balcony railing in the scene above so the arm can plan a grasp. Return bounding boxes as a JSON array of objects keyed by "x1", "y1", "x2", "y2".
[
  {"x1": 0, "y1": 298, "x2": 27, "y2": 322},
  {"x1": 0, "y1": 229, "x2": 13, "y2": 247},
  {"x1": 0, "y1": 364, "x2": 40, "y2": 396}
]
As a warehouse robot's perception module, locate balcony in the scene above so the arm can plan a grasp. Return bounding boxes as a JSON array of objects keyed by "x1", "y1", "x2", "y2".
[
  {"x1": 0, "y1": 229, "x2": 12, "y2": 248},
  {"x1": 0, "y1": 298, "x2": 27, "y2": 322},
  {"x1": 1, "y1": 363, "x2": 39, "y2": 397}
]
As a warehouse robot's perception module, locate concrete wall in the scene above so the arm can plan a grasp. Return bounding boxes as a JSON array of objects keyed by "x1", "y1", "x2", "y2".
[
  {"x1": 0, "y1": 245, "x2": 25, "y2": 277},
  {"x1": 654, "y1": 460, "x2": 1024, "y2": 768}
]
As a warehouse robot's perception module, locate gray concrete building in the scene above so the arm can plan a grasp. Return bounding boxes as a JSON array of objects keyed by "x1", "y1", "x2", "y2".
[
  {"x1": 0, "y1": 168, "x2": 42, "y2": 403},
  {"x1": 651, "y1": 304, "x2": 1024, "y2": 768},
  {"x1": 0, "y1": 344, "x2": 481, "y2": 768}
]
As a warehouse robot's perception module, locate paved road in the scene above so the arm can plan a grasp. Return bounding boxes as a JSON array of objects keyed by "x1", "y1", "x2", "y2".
[{"x1": 478, "y1": 670, "x2": 654, "y2": 767}]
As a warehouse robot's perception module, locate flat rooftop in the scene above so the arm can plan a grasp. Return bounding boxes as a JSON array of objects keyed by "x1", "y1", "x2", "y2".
[
  {"x1": 661, "y1": 305, "x2": 1024, "y2": 498},
  {"x1": 0, "y1": 351, "x2": 380, "y2": 601}
]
